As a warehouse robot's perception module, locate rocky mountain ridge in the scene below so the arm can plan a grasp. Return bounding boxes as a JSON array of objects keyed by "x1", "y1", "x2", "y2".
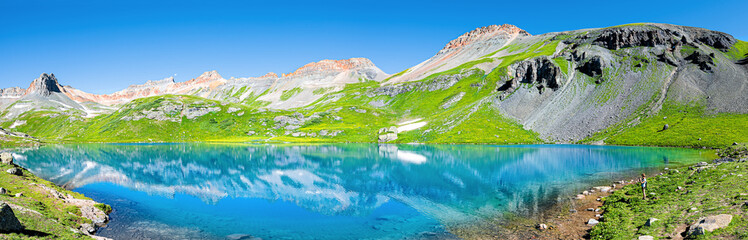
[{"x1": 1, "y1": 23, "x2": 746, "y2": 146}]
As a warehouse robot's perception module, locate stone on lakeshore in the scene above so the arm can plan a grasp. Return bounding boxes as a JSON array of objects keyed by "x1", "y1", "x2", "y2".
[
  {"x1": 537, "y1": 223, "x2": 548, "y2": 230},
  {"x1": 0, "y1": 202, "x2": 24, "y2": 232},
  {"x1": 575, "y1": 194, "x2": 585, "y2": 200},
  {"x1": 645, "y1": 218, "x2": 659, "y2": 226},
  {"x1": 639, "y1": 236, "x2": 654, "y2": 240},
  {"x1": 696, "y1": 162, "x2": 708, "y2": 167},
  {"x1": 687, "y1": 214, "x2": 733, "y2": 236},
  {"x1": 569, "y1": 209, "x2": 578, "y2": 213},
  {"x1": 593, "y1": 186, "x2": 612, "y2": 192},
  {"x1": 595, "y1": 214, "x2": 603, "y2": 218},
  {"x1": 586, "y1": 208, "x2": 595, "y2": 211},
  {"x1": 6, "y1": 168, "x2": 21, "y2": 176},
  {"x1": 582, "y1": 190, "x2": 590, "y2": 195},
  {"x1": 587, "y1": 219, "x2": 599, "y2": 226},
  {"x1": 80, "y1": 223, "x2": 96, "y2": 234},
  {"x1": 0, "y1": 153, "x2": 12, "y2": 165}
]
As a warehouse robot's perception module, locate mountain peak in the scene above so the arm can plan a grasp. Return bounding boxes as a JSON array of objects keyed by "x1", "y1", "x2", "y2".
[
  {"x1": 282, "y1": 58, "x2": 376, "y2": 78},
  {"x1": 198, "y1": 70, "x2": 222, "y2": 81},
  {"x1": 440, "y1": 24, "x2": 530, "y2": 52},
  {"x1": 258, "y1": 72, "x2": 279, "y2": 79},
  {"x1": 25, "y1": 73, "x2": 63, "y2": 96}
]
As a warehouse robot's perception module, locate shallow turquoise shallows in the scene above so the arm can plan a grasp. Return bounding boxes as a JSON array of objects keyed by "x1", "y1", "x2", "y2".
[{"x1": 15, "y1": 144, "x2": 710, "y2": 239}]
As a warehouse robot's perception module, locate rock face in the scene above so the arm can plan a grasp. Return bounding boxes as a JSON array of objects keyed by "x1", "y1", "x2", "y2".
[
  {"x1": 577, "y1": 56, "x2": 606, "y2": 79},
  {"x1": 0, "y1": 202, "x2": 24, "y2": 232},
  {"x1": 24, "y1": 73, "x2": 62, "y2": 97},
  {"x1": 685, "y1": 51, "x2": 715, "y2": 72},
  {"x1": 687, "y1": 214, "x2": 733, "y2": 236},
  {"x1": 511, "y1": 57, "x2": 562, "y2": 90},
  {"x1": 593, "y1": 27, "x2": 674, "y2": 50}
]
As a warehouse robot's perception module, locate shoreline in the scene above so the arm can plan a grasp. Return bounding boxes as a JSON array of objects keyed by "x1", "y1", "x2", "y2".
[
  {"x1": 475, "y1": 145, "x2": 747, "y2": 239},
  {"x1": 0, "y1": 152, "x2": 112, "y2": 239}
]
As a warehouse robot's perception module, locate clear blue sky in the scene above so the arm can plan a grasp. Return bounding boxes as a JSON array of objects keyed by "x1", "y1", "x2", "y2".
[{"x1": 2, "y1": 0, "x2": 746, "y2": 94}]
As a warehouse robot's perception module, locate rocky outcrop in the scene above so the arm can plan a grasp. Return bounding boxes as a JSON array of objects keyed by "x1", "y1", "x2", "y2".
[
  {"x1": 24, "y1": 73, "x2": 62, "y2": 97},
  {"x1": 273, "y1": 113, "x2": 323, "y2": 130},
  {"x1": 439, "y1": 24, "x2": 529, "y2": 53},
  {"x1": 0, "y1": 87, "x2": 25, "y2": 98},
  {"x1": 509, "y1": 57, "x2": 563, "y2": 91},
  {"x1": 281, "y1": 58, "x2": 377, "y2": 78},
  {"x1": 593, "y1": 27, "x2": 673, "y2": 50},
  {"x1": 371, "y1": 69, "x2": 480, "y2": 97},
  {"x1": 685, "y1": 51, "x2": 715, "y2": 72},
  {"x1": 578, "y1": 56, "x2": 606, "y2": 79}
]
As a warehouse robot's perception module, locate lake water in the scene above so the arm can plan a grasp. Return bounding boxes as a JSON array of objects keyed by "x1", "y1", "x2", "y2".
[{"x1": 13, "y1": 143, "x2": 711, "y2": 239}]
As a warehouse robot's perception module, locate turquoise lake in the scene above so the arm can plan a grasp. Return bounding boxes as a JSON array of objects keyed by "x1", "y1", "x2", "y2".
[{"x1": 13, "y1": 143, "x2": 711, "y2": 239}]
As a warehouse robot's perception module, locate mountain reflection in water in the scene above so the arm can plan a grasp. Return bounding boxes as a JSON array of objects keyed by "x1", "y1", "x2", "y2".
[{"x1": 15, "y1": 144, "x2": 709, "y2": 239}]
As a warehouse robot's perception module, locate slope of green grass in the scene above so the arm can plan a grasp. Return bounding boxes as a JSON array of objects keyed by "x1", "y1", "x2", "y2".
[
  {"x1": 0, "y1": 161, "x2": 107, "y2": 239},
  {"x1": 601, "y1": 103, "x2": 748, "y2": 148},
  {"x1": 591, "y1": 160, "x2": 748, "y2": 239}
]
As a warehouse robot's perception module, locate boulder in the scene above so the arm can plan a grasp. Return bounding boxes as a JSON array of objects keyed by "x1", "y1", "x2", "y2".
[
  {"x1": 638, "y1": 236, "x2": 654, "y2": 240},
  {"x1": 378, "y1": 133, "x2": 398, "y2": 142},
  {"x1": 0, "y1": 188, "x2": 6, "y2": 195},
  {"x1": 593, "y1": 186, "x2": 612, "y2": 193},
  {"x1": 0, "y1": 153, "x2": 12, "y2": 165},
  {"x1": 0, "y1": 202, "x2": 23, "y2": 232},
  {"x1": 587, "y1": 219, "x2": 599, "y2": 226},
  {"x1": 687, "y1": 214, "x2": 733, "y2": 236},
  {"x1": 645, "y1": 218, "x2": 659, "y2": 226},
  {"x1": 80, "y1": 223, "x2": 96, "y2": 234},
  {"x1": 6, "y1": 168, "x2": 21, "y2": 176},
  {"x1": 662, "y1": 124, "x2": 669, "y2": 131},
  {"x1": 537, "y1": 223, "x2": 548, "y2": 230}
]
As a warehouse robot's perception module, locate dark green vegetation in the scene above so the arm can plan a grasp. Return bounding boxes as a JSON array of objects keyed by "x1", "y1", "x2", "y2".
[
  {"x1": 591, "y1": 159, "x2": 748, "y2": 239},
  {"x1": 0, "y1": 162, "x2": 108, "y2": 239}
]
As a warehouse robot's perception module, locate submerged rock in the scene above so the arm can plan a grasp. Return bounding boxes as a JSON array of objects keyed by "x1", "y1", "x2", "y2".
[{"x1": 0, "y1": 202, "x2": 24, "y2": 232}]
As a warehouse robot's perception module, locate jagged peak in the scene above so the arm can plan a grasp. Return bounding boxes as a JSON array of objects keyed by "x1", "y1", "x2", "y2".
[
  {"x1": 440, "y1": 24, "x2": 530, "y2": 52},
  {"x1": 25, "y1": 73, "x2": 62, "y2": 96},
  {"x1": 197, "y1": 70, "x2": 223, "y2": 81},
  {"x1": 281, "y1": 58, "x2": 376, "y2": 78}
]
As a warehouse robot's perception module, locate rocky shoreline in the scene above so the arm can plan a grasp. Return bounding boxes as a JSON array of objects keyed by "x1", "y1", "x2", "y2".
[
  {"x1": 0, "y1": 152, "x2": 112, "y2": 239},
  {"x1": 489, "y1": 153, "x2": 748, "y2": 239}
]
